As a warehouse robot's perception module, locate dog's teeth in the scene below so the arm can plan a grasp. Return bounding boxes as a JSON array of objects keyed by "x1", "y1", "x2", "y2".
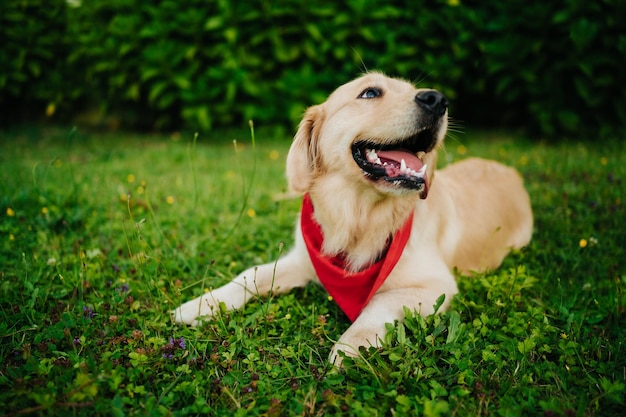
[
  {"x1": 417, "y1": 151, "x2": 425, "y2": 160},
  {"x1": 400, "y1": 159, "x2": 407, "y2": 173},
  {"x1": 366, "y1": 149, "x2": 380, "y2": 164},
  {"x1": 375, "y1": 158, "x2": 382, "y2": 165},
  {"x1": 418, "y1": 164, "x2": 427, "y2": 177},
  {"x1": 408, "y1": 164, "x2": 428, "y2": 179}
]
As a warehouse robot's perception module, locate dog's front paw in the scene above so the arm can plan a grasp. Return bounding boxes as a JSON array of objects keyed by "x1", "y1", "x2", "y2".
[
  {"x1": 171, "y1": 294, "x2": 218, "y2": 326},
  {"x1": 329, "y1": 342, "x2": 360, "y2": 367},
  {"x1": 329, "y1": 325, "x2": 385, "y2": 367}
]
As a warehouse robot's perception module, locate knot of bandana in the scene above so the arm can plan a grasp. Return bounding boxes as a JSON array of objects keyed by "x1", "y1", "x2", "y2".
[{"x1": 300, "y1": 194, "x2": 414, "y2": 321}]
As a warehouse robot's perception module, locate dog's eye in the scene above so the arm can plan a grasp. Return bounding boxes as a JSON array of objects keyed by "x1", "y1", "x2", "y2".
[{"x1": 358, "y1": 88, "x2": 382, "y2": 99}]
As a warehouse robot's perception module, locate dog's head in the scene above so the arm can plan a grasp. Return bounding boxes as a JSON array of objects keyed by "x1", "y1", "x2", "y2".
[{"x1": 286, "y1": 72, "x2": 448, "y2": 199}]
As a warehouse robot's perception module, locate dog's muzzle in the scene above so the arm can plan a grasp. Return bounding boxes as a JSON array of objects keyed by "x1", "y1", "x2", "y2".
[{"x1": 351, "y1": 89, "x2": 447, "y2": 198}]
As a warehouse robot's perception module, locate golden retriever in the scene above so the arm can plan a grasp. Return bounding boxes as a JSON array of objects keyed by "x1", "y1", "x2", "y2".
[{"x1": 173, "y1": 73, "x2": 533, "y2": 364}]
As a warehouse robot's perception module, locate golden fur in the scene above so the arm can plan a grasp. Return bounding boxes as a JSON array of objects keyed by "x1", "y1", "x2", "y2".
[{"x1": 173, "y1": 73, "x2": 533, "y2": 364}]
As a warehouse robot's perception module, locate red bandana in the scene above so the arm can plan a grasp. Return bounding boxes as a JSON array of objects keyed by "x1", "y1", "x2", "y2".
[{"x1": 300, "y1": 194, "x2": 414, "y2": 321}]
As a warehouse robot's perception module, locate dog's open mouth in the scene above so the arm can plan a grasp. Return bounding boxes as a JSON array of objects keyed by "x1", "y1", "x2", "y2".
[{"x1": 352, "y1": 133, "x2": 433, "y2": 198}]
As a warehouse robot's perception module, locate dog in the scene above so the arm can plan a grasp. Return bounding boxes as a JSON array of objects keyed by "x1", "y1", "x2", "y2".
[{"x1": 173, "y1": 73, "x2": 533, "y2": 365}]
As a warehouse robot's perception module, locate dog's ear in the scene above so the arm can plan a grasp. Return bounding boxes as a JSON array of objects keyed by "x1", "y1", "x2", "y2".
[{"x1": 286, "y1": 105, "x2": 324, "y2": 194}]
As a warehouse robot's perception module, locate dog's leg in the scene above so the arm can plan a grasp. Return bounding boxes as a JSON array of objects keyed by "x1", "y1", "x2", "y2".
[
  {"x1": 172, "y1": 249, "x2": 313, "y2": 326},
  {"x1": 329, "y1": 274, "x2": 458, "y2": 365}
]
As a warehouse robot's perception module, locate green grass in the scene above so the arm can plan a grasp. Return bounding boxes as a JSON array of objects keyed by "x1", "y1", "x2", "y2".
[{"x1": 0, "y1": 126, "x2": 624, "y2": 416}]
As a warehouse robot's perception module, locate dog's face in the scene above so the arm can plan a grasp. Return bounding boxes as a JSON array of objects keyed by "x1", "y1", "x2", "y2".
[{"x1": 287, "y1": 73, "x2": 448, "y2": 199}]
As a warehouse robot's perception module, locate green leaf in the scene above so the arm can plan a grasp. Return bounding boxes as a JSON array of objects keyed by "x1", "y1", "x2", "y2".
[
  {"x1": 600, "y1": 377, "x2": 625, "y2": 404},
  {"x1": 433, "y1": 294, "x2": 446, "y2": 313},
  {"x1": 446, "y1": 311, "x2": 461, "y2": 344},
  {"x1": 204, "y1": 16, "x2": 223, "y2": 31},
  {"x1": 517, "y1": 338, "x2": 536, "y2": 355},
  {"x1": 173, "y1": 76, "x2": 190, "y2": 90},
  {"x1": 423, "y1": 399, "x2": 450, "y2": 417},
  {"x1": 396, "y1": 394, "x2": 411, "y2": 407},
  {"x1": 148, "y1": 81, "x2": 169, "y2": 104},
  {"x1": 396, "y1": 322, "x2": 407, "y2": 345}
]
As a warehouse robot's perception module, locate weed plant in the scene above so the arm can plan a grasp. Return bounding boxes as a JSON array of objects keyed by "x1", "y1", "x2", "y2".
[{"x1": 0, "y1": 127, "x2": 624, "y2": 416}]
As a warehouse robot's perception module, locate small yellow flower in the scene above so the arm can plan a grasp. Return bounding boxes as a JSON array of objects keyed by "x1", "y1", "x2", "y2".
[
  {"x1": 247, "y1": 208, "x2": 256, "y2": 218},
  {"x1": 166, "y1": 196, "x2": 175, "y2": 204},
  {"x1": 120, "y1": 194, "x2": 128, "y2": 202},
  {"x1": 519, "y1": 155, "x2": 528, "y2": 165},
  {"x1": 457, "y1": 145, "x2": 467, "y2": 155},
  {"x1": 600, "y1": 157, "x2": 608, "y2": 166},
  {"x1": 136, "y1": 186, "x2": 145, "y2": 195},
  {"x1": 9, "y1": 234, "x2": 15, "y2": 241},
  {"x1": 41, "y1": 207, "x2": 49, "y2": 214},
  {"x1": 127, "y1": 174, "x2": 136, "y2": 183},
  {"x1": 46, "y1": 103, "x2": 56, "y2": 117},
  {"x1": 579, "y1": 239, "x2": 588, "y2": 248},
  {"x1": 6, "y1": 207, "x2": 15, "y2": 217},
  {"x1": 327, "y1": 295, "x2": 333, "y2": 301},
  {"x1": 269, "y1": 150, "x2": 280, "y2": 160},
  {"x1": 448, "y1": 0, "x2": 459, "y2": 5},
  {"x1": 54, "y1": 159, "x2": 63, "y2": 168},
  {"x1": 284, "y1": 313, "x2": 291, "y2": 320}
]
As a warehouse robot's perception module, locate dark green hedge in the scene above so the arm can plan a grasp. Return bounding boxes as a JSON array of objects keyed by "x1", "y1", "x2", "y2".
[
  {"x1": 0, "y1": 0, "x2": 77, "y2": 124},
  {"x1": 472, "y1": 0, "x2": 626, "y2": 138},
  {"x1": 1, "y1": 0, "x2": 624, "y2": 138}
]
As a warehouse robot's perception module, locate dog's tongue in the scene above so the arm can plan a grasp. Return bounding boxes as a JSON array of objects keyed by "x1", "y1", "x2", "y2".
[
  {"x1": 377, "y1": 149, "x2": 429, "y2": 198},
  {"x1": 377, "y1": 149, "x2": 423, "y2": 174}
]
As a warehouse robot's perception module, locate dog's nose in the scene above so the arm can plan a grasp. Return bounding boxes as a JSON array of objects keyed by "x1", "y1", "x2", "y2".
[{"x1": 415, "y1": 90, "x2": 448, "y2": 116}]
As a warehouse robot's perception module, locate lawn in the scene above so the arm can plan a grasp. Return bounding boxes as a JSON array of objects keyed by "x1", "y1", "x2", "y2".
[{"x1": 0, "y1": 126, "x2": 624, "y2": 416}]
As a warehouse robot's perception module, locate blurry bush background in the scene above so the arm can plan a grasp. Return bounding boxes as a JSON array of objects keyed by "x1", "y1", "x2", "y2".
[{"x1": 1, "y1": 0, "x2": 624, "y2": 138}]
